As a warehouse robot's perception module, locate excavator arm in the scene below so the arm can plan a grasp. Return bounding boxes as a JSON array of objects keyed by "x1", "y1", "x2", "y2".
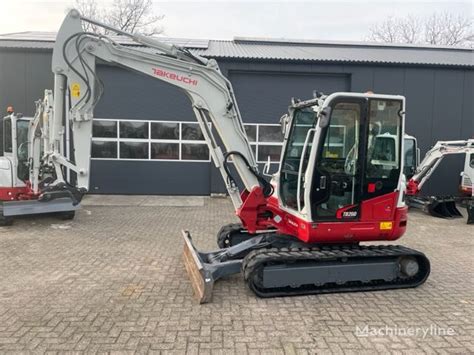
[
  {"x1": 45, "y1": 9, "x2": 268, "y2": 212},
  {"x1": 406, "y1": 139, "x2": 474, "y2": 195}
]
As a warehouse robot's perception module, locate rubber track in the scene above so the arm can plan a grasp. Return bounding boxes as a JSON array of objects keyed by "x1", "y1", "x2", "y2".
[{"x1": 242, "y1": 244, "x2": 430, "y2": 298}]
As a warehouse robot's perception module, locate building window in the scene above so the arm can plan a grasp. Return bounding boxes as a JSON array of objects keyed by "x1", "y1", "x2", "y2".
[
  {"x1": 120, "y1": 121, "x2": 149, "y2": 139},
  {"x1": 93, "y1": 120, "x2": 117, "y2": 138},
  {"x1": 244, "y1": 125, "x2": 257, "y2": 143},
  {"x1": 120, "y1": 141, "x2": 148, "y2": 159},
  {"x1": 244, "y1": 124, "x2": 284, "y2": 163},
  {"x1": 182, "y1": 143, "x2": 209, "y2": 160},
  {"x1": 258, "y1": 125, "x2": 283, "y2": 143},
  {"x1": 257, "y1": 145, "x2": 282, "y2": 162},
  {"x1": 182, "y1": 123, "x2": 205, "y2": 140},
  {"x1": 151, "y1": 122, "x2": 179, "y2": 140},
  {"x1": 151, "y1": 142, "x2": 179, "y2": 160},
  {"x1": 91, "y1": 141, "x2": 117, "y2": 158},
  {"x1": 91, "y1": 120, "x2": 284, "y2": 163},
  {"x1": 91, "y1": 119, "x2": 211, "y2": 162}
]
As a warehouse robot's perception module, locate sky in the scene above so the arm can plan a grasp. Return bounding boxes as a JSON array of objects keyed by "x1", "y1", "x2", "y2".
[{"x1": 0, "y1": 0, "x2": 471, "y2": 41}]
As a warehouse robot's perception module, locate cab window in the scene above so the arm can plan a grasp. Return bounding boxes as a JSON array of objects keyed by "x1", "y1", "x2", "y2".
[{"x1": 4, "y1": 117, "x2": 12, "y2": 153}]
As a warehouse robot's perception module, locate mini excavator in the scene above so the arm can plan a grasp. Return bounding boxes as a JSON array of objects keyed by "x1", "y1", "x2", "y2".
[
  {"x1": 4, "y1": 9, "x2": 431, "y2": 302},
  {"x1": 404, "y1": 138, "x2": 474, "y2": 219}
]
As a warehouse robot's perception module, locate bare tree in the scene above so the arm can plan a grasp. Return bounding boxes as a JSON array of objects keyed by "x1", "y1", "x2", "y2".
[
  {"x1": 424, "y1": 12, "x2": 472, "y2": 46},
  {"x1": 74, "y1": 0, "x2": 164, "y2": 35},
  {"x1": 369, "y1": 15, "x2": 422, "y2": 44},
  {"x1": 368, "y1": 12, "x2": 473, "y2": 47}
]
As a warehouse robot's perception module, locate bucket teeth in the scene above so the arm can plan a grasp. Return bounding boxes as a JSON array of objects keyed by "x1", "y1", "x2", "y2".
[{"x1": 182, "y1": 230, "x2": 215, "y2": 304}]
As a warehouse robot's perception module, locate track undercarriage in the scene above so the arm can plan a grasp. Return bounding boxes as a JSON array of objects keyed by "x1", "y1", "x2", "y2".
[{"x1": 182, "y1": 230, "x2": 431, "y2": 304}]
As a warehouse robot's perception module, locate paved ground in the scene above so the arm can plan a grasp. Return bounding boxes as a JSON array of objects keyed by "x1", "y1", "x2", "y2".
[{"x1": 0, "y1": 196, "x2": 473, "y2": 354}]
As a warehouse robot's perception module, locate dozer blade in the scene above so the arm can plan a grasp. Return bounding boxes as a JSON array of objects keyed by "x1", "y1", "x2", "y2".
[
  {"x1": 182, "y1": 230, "x2": 215, "y2": 304},
  {"x1": 181, "y1": 230, "x2": 246, "y2": 304}
]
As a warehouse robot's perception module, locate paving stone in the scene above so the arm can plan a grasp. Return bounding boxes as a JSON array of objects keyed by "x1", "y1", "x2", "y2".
[{"x1": 0, "y1": 198, "x2": 472, "y2": 353}]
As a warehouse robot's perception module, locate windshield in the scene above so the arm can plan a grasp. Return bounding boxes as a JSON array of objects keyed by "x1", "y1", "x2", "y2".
[
  {"x1": 279, "y1": 107, "x2": 317, "y2": 209},
  {"x1": 366, "y1": 100, "x2": 402, "y2": 180},
  {"x1": 16, "y1": 119, "x2": 30, "y2": 181},
  {"x1": 16, "y1": 120, "x2": 29, "y2": 150}
]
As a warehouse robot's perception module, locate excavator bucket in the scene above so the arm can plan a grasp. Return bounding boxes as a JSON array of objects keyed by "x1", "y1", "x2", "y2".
[
  {"x1": 426, "y1": 197, "x2": 463, "y2": 218},
  {"x1": 407, "y1": 196, "x2": 463, "y2": 218},
  {"x1": 182, "y1": 230, "x2": 215, "y2": 303}
]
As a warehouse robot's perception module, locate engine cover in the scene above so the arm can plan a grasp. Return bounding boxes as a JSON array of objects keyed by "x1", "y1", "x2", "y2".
[{"x1": 0, "y1": 157, "x2": 13, "y2": 188}]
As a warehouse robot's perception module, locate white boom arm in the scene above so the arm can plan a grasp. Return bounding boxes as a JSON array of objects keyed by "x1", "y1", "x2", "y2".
[
  {"x1": 49, "y1": 9, "x2": 263, "y2": 208},
  {"x1": 409, "y1": 139, "x2": 474, "y2": 192}
]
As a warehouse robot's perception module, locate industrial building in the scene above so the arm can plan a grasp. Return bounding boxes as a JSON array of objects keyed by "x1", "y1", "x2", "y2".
[{"x1": 0, "y1": 32, "x2": 472, "y2": 195}]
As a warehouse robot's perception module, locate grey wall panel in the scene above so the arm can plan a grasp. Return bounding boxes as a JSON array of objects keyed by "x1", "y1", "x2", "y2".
[
  {"x1": 418, "y1": 154, "x2": 465, "y2": 196},
  {"x1": 404, "y1": 68, "x2": 435, "y2": 153},
  {"x1": 422, "y1": 69, "x2": 466, "y2": 195},
  {"x1": 432, "y1": 70, "x2": 464, "y2": 141},
  {"x1": 373, "y1": 67, "x2": 406, "y2": 95},
  {"x1": 89, "y1": 160, "x2": 210, "y2": 195},
  {"x1": 461, "y1": 70, "x2": 473, "y2": 138},
  {"x1": 228, "y1": 70, "x2": 350, "y2": 123},
  {"x1": 25, "y1": 52, "x2": 54, "y2": 115},
  {"x1": 0, "y1": 51, "x2": 27, "y2": 115},
  {"x1": 346, "y1": 65, "x2": 374, "y2": 92},
  {"x1": 94, "y1": 65, "x2": 196, "y2": 121},
  {"x1": 0, "y1": 50, "x2": 53, "y2": 117}
]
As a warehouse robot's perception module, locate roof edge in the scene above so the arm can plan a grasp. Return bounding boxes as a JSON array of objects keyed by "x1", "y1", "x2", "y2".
[{"x1": 233, "y1": 36, "x2": 474, "y2": 51}]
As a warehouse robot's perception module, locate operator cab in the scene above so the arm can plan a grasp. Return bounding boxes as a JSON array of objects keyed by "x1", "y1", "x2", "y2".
[
  {"x1": 1, "y1": 111, "x2": 31, "y2": 185},
  {"x1": 279, "y1": 93, "x2": 405, "y2": 222}
]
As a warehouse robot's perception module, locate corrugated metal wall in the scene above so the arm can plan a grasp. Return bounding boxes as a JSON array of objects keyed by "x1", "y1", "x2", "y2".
[{"x1": 0, "y1": 48, "x2": 472, "y2": 195}]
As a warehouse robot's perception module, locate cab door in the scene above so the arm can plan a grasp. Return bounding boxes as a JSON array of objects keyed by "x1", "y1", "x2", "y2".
[{"x1": 309, "y1": 97, "x2": 367, "y2": 221}]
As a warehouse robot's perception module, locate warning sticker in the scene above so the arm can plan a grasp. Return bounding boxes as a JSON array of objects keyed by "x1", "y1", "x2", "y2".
[
  {"x1": 380, "y1": 221, "x2": 393, "y2": 230},
  {"x1": 71, "y1": 83, "x2": 81, "y2": 98}
]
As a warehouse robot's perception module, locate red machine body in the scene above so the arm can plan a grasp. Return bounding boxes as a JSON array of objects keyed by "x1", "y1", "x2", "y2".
[
  {"x1": 0, "y1": 185, "x2": 39, "y2": 202},
  {"x1": 236, "y1": 187, "x2": 406, "y2": 244}
]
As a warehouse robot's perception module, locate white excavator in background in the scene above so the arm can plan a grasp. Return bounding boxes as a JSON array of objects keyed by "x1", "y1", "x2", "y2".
[
  {"x1": 1, "y1": 93, "x2": 79, "y2": 225},
  {"x1": 403, "y1": 136, "x2": 474, "y2": 220},
  {"x1": 358, "y1": 132, "x2": 473, "y2": 220}
]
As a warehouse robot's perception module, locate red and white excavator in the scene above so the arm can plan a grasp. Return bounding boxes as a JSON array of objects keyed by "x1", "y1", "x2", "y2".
[
  {"x1": 1, "y1": 93, "x2": 79, "y2": 225},
  {"x1": 2, "y1": 9, "x2": 432, "y2": 303}
]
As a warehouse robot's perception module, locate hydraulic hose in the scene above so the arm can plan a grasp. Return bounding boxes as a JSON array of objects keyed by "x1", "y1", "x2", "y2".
[{"x1": 223, "y1": 151, "x2": 274, "y2": 198}]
